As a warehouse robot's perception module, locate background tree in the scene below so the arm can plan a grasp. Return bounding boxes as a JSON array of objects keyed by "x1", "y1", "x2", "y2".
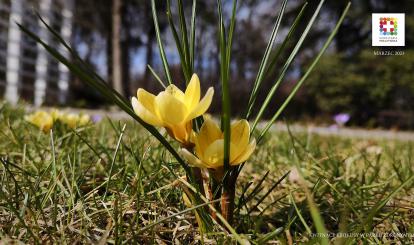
[
  {"x1": 112, "y1": 0, "x2": 123, "y2": 95},
  {"x1": 68, "y1": 0, "x2": 414, "y2": 128}
]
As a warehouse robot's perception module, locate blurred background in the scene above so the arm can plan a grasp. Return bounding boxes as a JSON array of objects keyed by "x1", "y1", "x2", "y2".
[{"x1": 0, "y1": 0, "x2": 413, "y2": 129}]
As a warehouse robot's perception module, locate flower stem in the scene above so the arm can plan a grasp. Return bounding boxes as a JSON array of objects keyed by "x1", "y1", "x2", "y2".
[
  {"x1": 201, "y1": 169, "x2": 217, "y2": 220},
  {"x1": 191, "y1": 167, "x2": 204, "y2": 194},
  {"x1": 221, "y1": 178, "x2": 236, "y2": 225}
]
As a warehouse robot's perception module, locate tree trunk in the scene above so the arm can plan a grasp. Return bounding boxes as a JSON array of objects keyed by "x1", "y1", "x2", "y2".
[
  {"x1": 106, "y1": 27, "x2": 112, "y2": 86},
  {"x1": 143, "y1": 31, "x2": 154, "y2": 87},
  {"x1": 121, "y1": 2, "x2": 130, "y2": 96},
  {"x1": 112, "y1": 0, "x2": 123, "y2": 95}
]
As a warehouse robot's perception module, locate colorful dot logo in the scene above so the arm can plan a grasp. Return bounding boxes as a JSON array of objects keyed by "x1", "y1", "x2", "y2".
[
  {"x1": 372, "y1": 13, "x2": 405, "y2": 46},
  {"x1": 380, "y1": 17, "x2": 398, "y2": 36}
]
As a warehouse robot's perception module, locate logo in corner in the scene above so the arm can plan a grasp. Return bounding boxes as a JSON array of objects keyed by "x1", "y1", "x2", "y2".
[
  {"x1": 379, "y1": 17, "x2": 397, "y2": 36},
  {"x1": 372, "y1": 13, "x2": 405, "y2": 46}
]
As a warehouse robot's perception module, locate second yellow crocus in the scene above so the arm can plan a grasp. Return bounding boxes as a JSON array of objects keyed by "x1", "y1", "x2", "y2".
[{"x1": 179, "y1": 117, "x2": 256, "y2": 169}]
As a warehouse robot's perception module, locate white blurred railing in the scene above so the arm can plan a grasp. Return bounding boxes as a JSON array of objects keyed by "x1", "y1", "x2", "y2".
[{"x1": 0, "y1": 0, "x2": 73, "y2": 106}]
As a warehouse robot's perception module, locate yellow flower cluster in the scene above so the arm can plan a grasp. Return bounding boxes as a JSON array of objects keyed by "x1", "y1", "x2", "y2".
[
  {"x1": 24, "y1": 111, "x2": 53, "y2": 133},
  {"x1": 132, "y1": 73, "x2": 256, "y2": 169},
  {"x1": 25, "y1": 109, "x2": 90, "y2": 133}
]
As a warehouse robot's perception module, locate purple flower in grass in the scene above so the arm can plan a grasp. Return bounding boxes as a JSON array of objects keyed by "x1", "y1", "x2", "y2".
[
  {"x1": 333, "y1": 113, "x2": 350, "y2": 126},
  {"x1": 92, "y1": 114, "x2": 103, "y2": 123}
]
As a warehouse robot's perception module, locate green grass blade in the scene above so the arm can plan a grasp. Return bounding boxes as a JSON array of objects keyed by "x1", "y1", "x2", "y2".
[
  {"x1": 0, "y1": 188, "x2": 39, "y2": 242},
  {"x1": 190, "y1": 0, "x2": 196, "y2": 71},
  {"x1": 303, "y1": 187, "x2": 329, "y2": 245},
  {"x1": 263, "y1": 2, "x2": 308, "y2": 77},
  {"x1": 361, "y1": 175, "x2": 414, "y2": 232},
  {"x1": 103, "y1": 124, "x2": 126, "y2": 200},
  {"x1": 49, "y1": 129, "x2": 58, "y2": 227},
  {"x1": 137, "y1": 199, "x2": 220, "y2": 234},
  {"x1": 235, "y1": 181, "x2": 253, "y2": 213},
  {"x1": 284, "y1": 126, "x2": 329, "y2": 244},
  {"x1": 247, "y1": 171, "x2": 290, "y2": 215},
  {"x1": 147, "y1": 65, "x2": 167, "y2": 89},
  {"x1": 289, "y1": 192, "x2": 312, "y2": 234},
  {"x1": 257, "y1": 227, "x2": 284, "y2": 243},
  {"x1": 323, "y1": 179, "x2": 363, "y2": 222},
  {"x1": 177, "y1": 0, "x2": 191, "y2": 76},
  {"x1": 252, "y1": 0, "x2": 326, "y2": 133},
  {"x1": 234, "y1": 3, "x2": 307, "y2": 176},
  {"x1": 217, "y1": 0, "x2": 231, "y2": 170},
  {"x1": 258, "y1": 2, "x2": 352, "y2": 142},
  {"x1": 179, "y1": 179, "x2": 248, "y2": 244},
  {"x1": 226, "y1": 0, "x2": 237, "y2": 73},
  {"x1": 167, "y1": 0, "x2": 190, "y2": 81},
  {"x1": 151, "y1": 0, "x2": 173, "y2": 85},
  {"x1": 236, "y1": 170, "x2": 269, "y2": 209},
  {"x1": 245, "y1": 0, "x2": 288, "y2": 119}
]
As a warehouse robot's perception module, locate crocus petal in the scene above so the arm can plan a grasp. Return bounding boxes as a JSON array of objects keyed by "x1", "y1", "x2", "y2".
[
  {"x1": 230, "y1": 119, "x2": 250, "y2": 162},
  {"x1": 232, "y1": 138, "x2": 256, "y2": 165},
  {"x1": 203, "y1": 139, "x2": 238, "y2": 168},
  {"x1": 167, "y1": 122, "x2": 192, "y2": 144},
  {"x1": 137, "y1": 88, "x2": 159, "y2": 115},
  {"x1": 186, "y1": 87, "x2": 214, "y2": 120},
  {"x1": 179, "y1": 148, "x2": 207, "y2": 168},
  {"x1": 26, "y1": 111, "x2": 53, "y2": 132},
  {"x1": 155, "y1": 92, "x2": 187, "y2": 125},
  {"x1": 164, "y1": 84, "x2": 185, "y2": 102},
  {"x1": 41, "y1": 121, "x2": 52, "y2": 132},
  {"x1": 79, "y1": 114, "x2": 90, "y2": 126},
  {"x1": 51, "y1": 109, "x2": 62, "y2": 121},
  {"x1": 184, "y1": 74, "x2": 201, "y2": 111},
  {"x1": 63, "y1": 114, "x2": 79, "y2": 129},
  {"x1": 203, "y1": 139, "x2": 225, "y2": 168},
  {"x1": 132, "y1": 97, "x2": 163, "y2": 126},
  {"x1": 194, "y1": 117, "x2": 222, "y2": 159},
  {"x1": 44, "y1": 123, "x2": 52, "y2": 132}
]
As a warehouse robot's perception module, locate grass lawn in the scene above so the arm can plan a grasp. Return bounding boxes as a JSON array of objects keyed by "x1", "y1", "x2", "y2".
[{"x1": 1, "y1": 103, "x2": 413, "y2": 244}]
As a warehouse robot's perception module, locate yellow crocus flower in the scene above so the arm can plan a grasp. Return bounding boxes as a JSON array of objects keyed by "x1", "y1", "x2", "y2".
[
  {"x1": 50, "y1": 109, "x2": 63, "y2": 121},
  {"x1": 25, "y1": 111, "x2": 53, "y2": 133},
  {"x1": 131, "y1": 73, "x2": 214, "y2": 145},
  {"x1": 78, "y1": 114, "x2": 90, "y2": 126},
  {"x1": 60, "y1": 113, "x2": 79, "y2": 129},
  {"x1": 179, "y1": 117, "x2": 256, "y2": 169},
  {"x1": 60, "y1": 113, "x2": 90, "y2": 129}
]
